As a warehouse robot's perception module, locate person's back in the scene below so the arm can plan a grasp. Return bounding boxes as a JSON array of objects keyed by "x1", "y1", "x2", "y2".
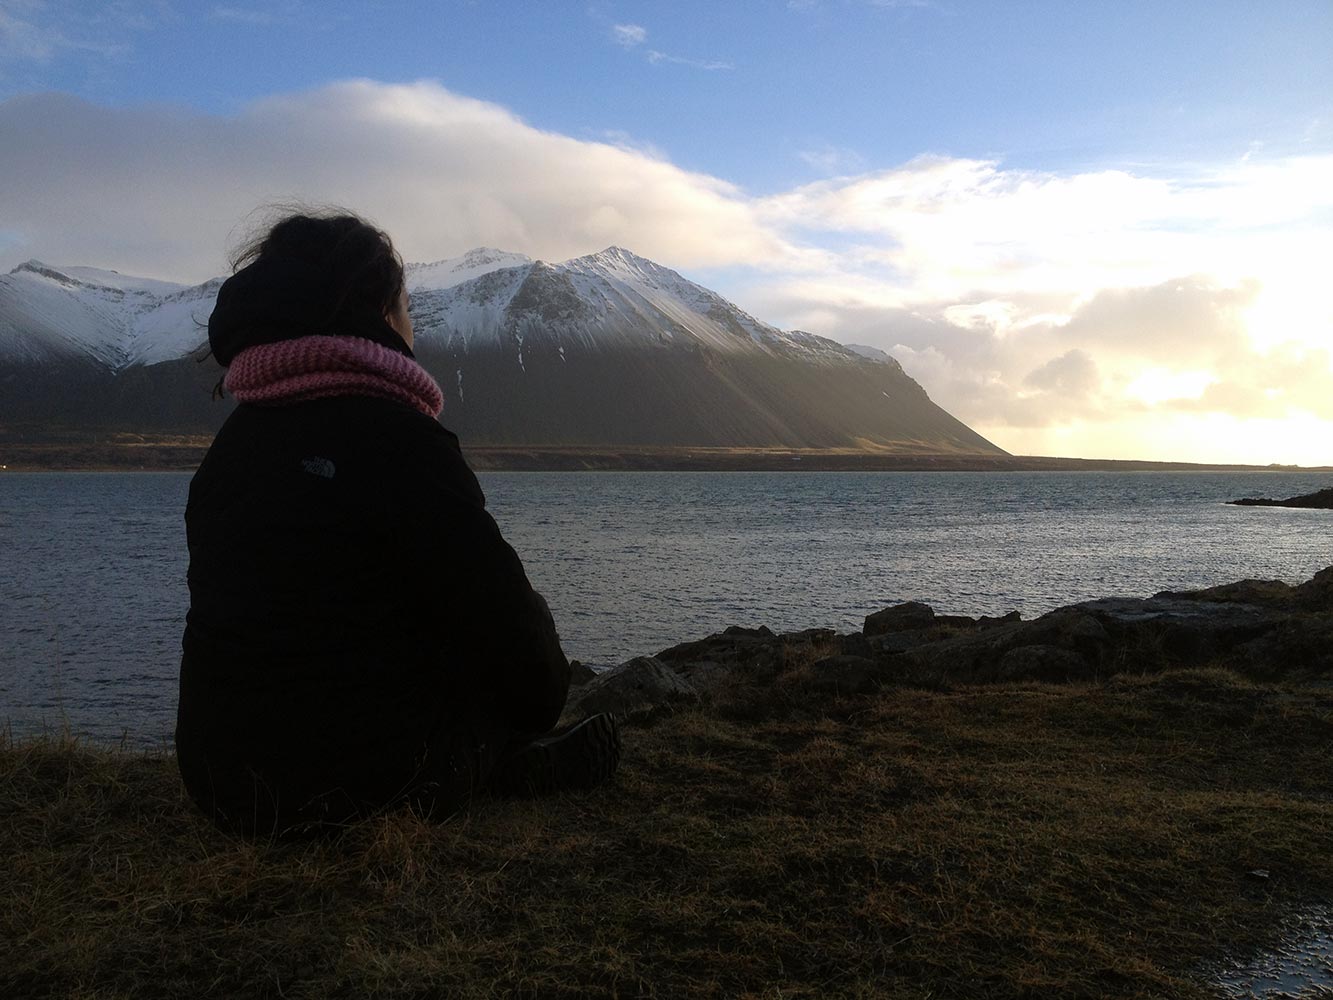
[{"x1": 176, "y1": 211, "x2": 614, "y2": 837}]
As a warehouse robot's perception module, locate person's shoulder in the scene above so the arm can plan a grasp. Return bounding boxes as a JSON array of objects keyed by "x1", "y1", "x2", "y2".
[
  {"x1": 351, "y1": 397, "x2": 464, "y2": 457},
  {"x1": 340, "y1": 398, "x2": 484, "y2": 505},
  {"x1": 196, "y1": 397, "x2": 482, "y2": 501},
  {"x1": 276, "y1": 396, "x2": 458, "y2": 449}
]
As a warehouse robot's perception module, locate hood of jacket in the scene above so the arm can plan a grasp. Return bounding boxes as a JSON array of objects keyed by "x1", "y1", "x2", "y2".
[{"x1": 208, "y1": 255, "x2": 412, "y2": 366}]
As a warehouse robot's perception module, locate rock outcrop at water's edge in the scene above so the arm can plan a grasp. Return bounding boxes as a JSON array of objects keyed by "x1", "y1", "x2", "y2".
[
  {"x1": 569, "y1": 566, "x2": 1333, "y2": 720},
  {"x1": 1228, "y1": 486, "x2": 1333, "y2": 509}
]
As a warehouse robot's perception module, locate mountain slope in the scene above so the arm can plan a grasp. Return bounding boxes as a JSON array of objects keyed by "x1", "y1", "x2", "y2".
[
  {"x1": 0, "y1": 261, "x2": 215, "y2": 367},
  {"x1": 0, "y1": 249, "x2": 1003, "y2": 455}
]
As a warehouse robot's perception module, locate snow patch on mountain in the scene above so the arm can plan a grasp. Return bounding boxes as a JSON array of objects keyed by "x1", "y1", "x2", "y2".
[
  {"x1": 406, "y1": 249, "x2": 533, "y2": 292},
  {"x1": 845, "y1": 343, "x2": 904, "y2": 371},
  {"x1": 560, "y1": 246, "x2": 785, "y2": 353},
  {"x1": 0, "y1": 261, "x2": 212, "y2": 369},
  {"x1": 58, "y1": 266, "x2": 185, "y2": 297},
  {"x1": 124, "y1": 279, "x2": 221, "y2": 366},
  {"x1": 410, "y1": 265, "x2": 533, "y2": 353}
]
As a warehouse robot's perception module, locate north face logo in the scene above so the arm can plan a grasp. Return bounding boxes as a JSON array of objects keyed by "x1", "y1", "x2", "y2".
[{"x1": 300, "y1": 456, "x2": 336, "y2": 479}]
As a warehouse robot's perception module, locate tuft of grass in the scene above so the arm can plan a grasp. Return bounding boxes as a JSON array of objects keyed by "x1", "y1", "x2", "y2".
[{"x1": 3, "y1": 667, "x2": 1331, "y2": 998}]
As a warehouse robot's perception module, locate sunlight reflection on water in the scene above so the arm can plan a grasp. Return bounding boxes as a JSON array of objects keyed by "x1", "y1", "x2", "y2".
[{"x1": 1212, "y1": 906, "x2": 1333, "y2": 998}]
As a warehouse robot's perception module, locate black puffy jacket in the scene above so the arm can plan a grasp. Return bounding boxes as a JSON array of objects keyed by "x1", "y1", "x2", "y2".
[{"x1": 176, "y1": 395, "x2": 569, "y2": 833}]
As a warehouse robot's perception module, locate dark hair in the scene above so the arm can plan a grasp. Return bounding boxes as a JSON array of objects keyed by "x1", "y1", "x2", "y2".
[
  {"x1": 207, "y1": 208, "x2": 412, "y2": 367},
  {"x1": 232, "y1": 211, "x2": 405, "y2": 325}
]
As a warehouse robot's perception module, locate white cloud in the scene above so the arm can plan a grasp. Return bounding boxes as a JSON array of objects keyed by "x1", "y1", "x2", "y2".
[
  {"x1": 608, "y1": 21, "x2": 730, "y2": 71},
  {"x1": 747, "y1": 155, "x2": 1333, "y2": 451},
  {"x1": 611, "y1": 23, "x2": 645, "y2": 48},
  {"x1": 0, "y1": 81, "x2": 796, "y2": 281},
  {"x1": 0, "y1": 0, "x2": 125, "y2": 61},
  {"x1": 645, "y1": 49, "x2": 733, "y2": 71},
  {"x1": 1123, "y1": 368, "x2": 1214, "y2": 406},
  {"x1": 0, "y1": 1, "x2": 168, "y2": 64},
  {"x1": 1024, "y1": 349, "x2": 1099, "y2": 398},
  {"x1": 591, "y1": 128, "x2": 669, "y2": 160},
  {"x1": 0, "y1": 2, "x2": 56, "y2": 61},
  {"x1": 797, "y1": 144, "x2": 867, "y2": 176}
]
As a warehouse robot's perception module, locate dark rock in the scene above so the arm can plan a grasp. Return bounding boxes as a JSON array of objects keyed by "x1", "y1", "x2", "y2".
[
  {"x1": 560, "y1": 655, "x2": 697, "y2": 724},
  {"x1": 868, "y1": 631, "x2": 942, "y2": 656},
  {"x1": 721, "y1": 625, "x2": 776, "y2": 639},
  {"x1": 657, "y1": 627, "x2": 775, "y2": 666},
  {"x1": 642, "y1": 564, "x2": 1333, "y2": 698},
  {"x1": 775, "y1": 629, "x2": 843, "y2": 675},
  {"x1": 1076, "y1": 595, "x2": 1282, "y2": 665},
  {"x1": 864, "y1": 601, "x2": 935, "y2": 636},
  {"x1": 568, "y1": 659, "x2": 598, "y2": 687},
  {"x1": 1233, "y1": 616, "x2": 1333, "y2": 677},
  {"x1": 664, "y1": 657, "x2": 734, "y2": 691},
  {"x1": 785, "y1": 627, "x2": 839, "y2": 644},
  {"x1": 934, "y1": 614, "x2": 978, "y2": 627},
  {"x1": 840, "y1": 632, "x2": 872, "y2": 658},
  {"x1": 654, "y1": 624, "x2": 844, "y2": 696},
  {"x1": 805, "y1": 655, "x2": 884, "y2": 694},
  {"x1": 995, "y1": 644, "x2": 1092, "y2": 682},
  {"x1": 897, "y1": 619, "x2": 1029, "y2": 681},
  {"x1": 1294, "y1": 566, "x2": 1333, "y2": 610},
  {"x1": 655, "y1": 625, "x2": 788, "y2": 690},
  {"x1": 1228, "y1": 487, "x2": 1333, "y2": 509},
  {"x1": 899, "y1": 610, "x2": 1101, "y2": 683},
  {"x1": 1021, "y1": 609, "x2": 1110, "y2": 659},
  {"x1": 1155, "y1": 579, "x2": 1294, "y2": 607}
]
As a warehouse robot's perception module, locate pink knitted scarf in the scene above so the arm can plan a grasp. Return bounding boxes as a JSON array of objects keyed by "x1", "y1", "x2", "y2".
[{"x1": 224, "y1": 335, "x2": 444, "y2": 419}]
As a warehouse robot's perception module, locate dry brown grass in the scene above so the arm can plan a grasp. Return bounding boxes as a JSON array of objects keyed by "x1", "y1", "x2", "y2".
[{"x1": 3, "y1": 667, "x2": 1331, "y2": 999}]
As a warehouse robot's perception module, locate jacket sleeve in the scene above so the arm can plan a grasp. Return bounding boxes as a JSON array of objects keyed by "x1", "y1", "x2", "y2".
[{"x1": 405, "y1": 420, "x2": 571, "y2": 735}]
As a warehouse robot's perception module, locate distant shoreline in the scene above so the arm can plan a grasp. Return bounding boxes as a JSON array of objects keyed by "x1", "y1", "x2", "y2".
[
  {"x1": 462, "y1": 447, "x2": 1333, "y2": 474},
  {"x1": 1, "y1": 437, "x2": 1330, "y2": 473}
]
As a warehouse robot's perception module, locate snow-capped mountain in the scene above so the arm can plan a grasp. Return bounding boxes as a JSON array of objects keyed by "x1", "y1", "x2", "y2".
[
  {"x1": 845, "y1": 343, "x2": 896, "y2": 363},
  {"x1": 0, "y1": 247, "x2": 894, "y2": 371},
  {"x1": 406, "y1": 247, "x2": 534, "y2": 291},
  {"x1": 407, "y1": 246, "x2": 894, "y2": 366},
  {"x1": 0, "y1": 261, "x2": 217, "y2": 368},
  {"x1": 0, "y1": 247, "x2": 1002, "y2": 454}
]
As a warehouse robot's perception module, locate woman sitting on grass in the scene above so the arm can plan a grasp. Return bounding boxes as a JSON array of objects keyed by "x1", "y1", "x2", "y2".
[{"x1": 176, "y1": 209, "x2": 619, "y2": 837}]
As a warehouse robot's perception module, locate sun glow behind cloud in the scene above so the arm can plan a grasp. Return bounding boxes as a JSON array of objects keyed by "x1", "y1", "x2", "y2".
[
  {"x1": 0, "y1": 79, "x2": 1329, "y2": 464},
  {"x1": 745, "y1": 153, "x2": 1333, "y2": 464},
  {"x1": 1124, "y1": 370, "x2": 1215, "y2": 406}
]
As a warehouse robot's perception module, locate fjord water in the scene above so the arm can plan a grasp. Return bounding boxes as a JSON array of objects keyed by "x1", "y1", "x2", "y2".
[{"x1": 3, "y1": 469, "x2": 1332, "y2": 745}]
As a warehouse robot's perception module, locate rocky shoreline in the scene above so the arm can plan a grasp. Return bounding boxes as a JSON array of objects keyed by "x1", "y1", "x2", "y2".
[
  {"x1": 1229, "y1": 486, "x2": 1333, "y2": 509},
  {"x1": 564, "y1": 566, "x2": 1333, "y2": 722}
]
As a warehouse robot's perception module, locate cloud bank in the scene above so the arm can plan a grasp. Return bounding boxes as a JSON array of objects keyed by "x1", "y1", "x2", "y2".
[
  {"x1": 0, "y1": 82, "x2": 793, "y2": 279},
  {"x1": 1, "y1": 79, "x2": 1329, "y2": 463}
]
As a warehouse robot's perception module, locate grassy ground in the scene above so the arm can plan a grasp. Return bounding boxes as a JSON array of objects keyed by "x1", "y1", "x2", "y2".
[{"x1": 3, "y1": 666, "x2": 1331, "y2": 999}]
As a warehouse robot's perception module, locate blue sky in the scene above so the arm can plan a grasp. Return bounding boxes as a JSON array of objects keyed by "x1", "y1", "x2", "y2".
[
  {"x1": 2, "y1": 0, "x2": 1332, "y2": 463},
  {"x1": 10, "y1": 1, "x2": 1330, "y2": 184}
]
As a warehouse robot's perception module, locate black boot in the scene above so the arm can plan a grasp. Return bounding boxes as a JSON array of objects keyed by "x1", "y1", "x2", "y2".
[{"x1": 490, "y1": 713, "x2": 622, "y2": 797}]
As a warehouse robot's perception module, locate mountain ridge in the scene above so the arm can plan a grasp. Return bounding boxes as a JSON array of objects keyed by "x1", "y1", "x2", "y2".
[{"x1": 0, "y1": 248, "x2": 1004, "y2": 455}]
